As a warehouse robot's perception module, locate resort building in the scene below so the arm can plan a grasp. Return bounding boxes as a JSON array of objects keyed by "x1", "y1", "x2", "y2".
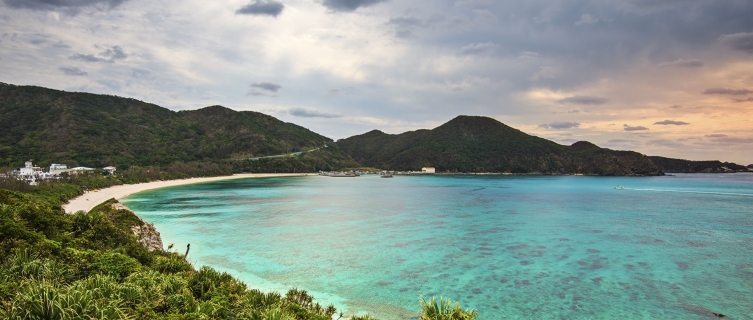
[
  {"x1": 18, "y1": 161, "x2": 46, "y2": 185},
  {"x1": 103, "y1": 166, "x2": 117, "y2": 175},
  {"x1": 70, "y1": 167, "x2": 95, "y2": 173},
  {"x1": 49, "y1": 164, "x2": 69, "y2": 175},
  {"x1": 422, "y1": 167, "x2": 436, "y2": 174}
]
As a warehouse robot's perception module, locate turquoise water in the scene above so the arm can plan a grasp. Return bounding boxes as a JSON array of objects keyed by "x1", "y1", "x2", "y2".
[{"x1": 122, "y1": 174, "x2": 753, "y2": 319}]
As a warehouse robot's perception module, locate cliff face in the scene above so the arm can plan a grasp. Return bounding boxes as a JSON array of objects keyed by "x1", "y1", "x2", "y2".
[
  {"x1": 131, "y1": 222, "x2": 164, "y2": 252},
  {"x1": 111, "y1": 202, "x2": 164, "y2": 251}
]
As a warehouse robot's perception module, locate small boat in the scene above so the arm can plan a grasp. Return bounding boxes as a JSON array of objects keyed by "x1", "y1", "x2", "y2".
[
  {"x1": 381, "y1": 173, "x2": 393, "y2": 178},
  {"x1": 614, "y1": 185, "x2": 626, "y2": 190}
]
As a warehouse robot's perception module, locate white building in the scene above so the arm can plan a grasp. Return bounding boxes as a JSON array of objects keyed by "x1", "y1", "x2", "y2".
[
  {"x1": 49, "y1": 164, "x2": 69, "y2": 175},
  {"x1": 421, "y1": 166, "x2": 436, "y2": 174},
  {"x1": 19, "y1": 161, "x2": 44, "y2": 185},
  {"x1": 103, "y1": 166, "x2": 117, "y2": 175}
]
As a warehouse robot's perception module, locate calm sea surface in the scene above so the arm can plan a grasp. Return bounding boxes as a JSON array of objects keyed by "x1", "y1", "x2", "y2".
[{"x1": 122, "y1": 174, "x2": 753, "y2": 319}]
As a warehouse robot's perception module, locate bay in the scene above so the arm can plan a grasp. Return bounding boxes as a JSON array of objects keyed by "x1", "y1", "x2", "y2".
[{"x1": 122, "y1": 173, "x2": 753, "y2": 319}]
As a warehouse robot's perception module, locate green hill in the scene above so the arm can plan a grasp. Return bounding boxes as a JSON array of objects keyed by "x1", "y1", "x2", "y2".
[
  {"x1": 336, "y1": 115, "x2": 663, "y2": 176},
  {"x1": 0, "y1": 83, "x2": 356, "y2": 172},
  {"x1": 648, "y1": 156, "x2": 748, "y2": 173}
]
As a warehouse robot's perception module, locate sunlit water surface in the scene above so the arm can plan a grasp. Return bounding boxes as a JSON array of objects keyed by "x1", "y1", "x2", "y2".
[{"x1": 122, "y1": 174, "x2": 753, "y2": 319}]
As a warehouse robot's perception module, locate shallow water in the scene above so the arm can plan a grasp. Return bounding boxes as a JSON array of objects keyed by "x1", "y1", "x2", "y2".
[{"x1": 123, "y1": 173, "x2": 753, "y2": 319}]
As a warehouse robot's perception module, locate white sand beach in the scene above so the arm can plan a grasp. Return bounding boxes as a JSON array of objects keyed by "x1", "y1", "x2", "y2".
[{"x1": 62, "y1": 173, "x2": 311, "y2": 214}]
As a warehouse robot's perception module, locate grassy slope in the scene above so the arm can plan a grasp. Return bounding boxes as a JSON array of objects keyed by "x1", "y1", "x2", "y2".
[{"x1": 336, "y1": 116, "x2": 663, "y2": 175}]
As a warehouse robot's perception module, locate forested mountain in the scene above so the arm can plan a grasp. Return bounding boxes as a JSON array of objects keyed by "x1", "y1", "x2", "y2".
[
  {"x1": 648, "y1": 156, "x2": 748, "y2": 173},
  {"x1": 0, "y1": 83, "x2": 356, "y2": 171},
  {"x1": 4, "y1": 83, "x2": 745, "y2": 176},
  {"x1": 336, "y1": 116, "x2": 664, "y2": 175}
]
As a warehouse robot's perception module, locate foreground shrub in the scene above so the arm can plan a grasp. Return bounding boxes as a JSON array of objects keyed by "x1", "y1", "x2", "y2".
[{"x1": 419, "y1": 295, "x2": 478, "y2": 320}]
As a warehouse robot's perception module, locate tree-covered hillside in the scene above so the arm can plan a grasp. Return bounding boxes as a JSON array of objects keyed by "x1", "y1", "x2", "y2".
[
  {"x1": 0, "y1": 83, "x2": 356, "y2": 171},
  {"x1": 336, "y1": 116, "x2": 663, "y2": 176},
  {"x1": 648, "y1": 156, "x2": 749, "y2": 173}
]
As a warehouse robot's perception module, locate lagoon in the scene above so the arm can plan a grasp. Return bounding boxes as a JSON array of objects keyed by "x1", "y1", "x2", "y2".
[{"x1": 122, "y1": 173, "x2": 753, "y2": 319}]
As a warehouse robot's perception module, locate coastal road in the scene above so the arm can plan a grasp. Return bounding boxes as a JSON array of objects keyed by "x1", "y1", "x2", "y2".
[{"x1": 233, "y1": 144, "x2": 328, "y2": 161}]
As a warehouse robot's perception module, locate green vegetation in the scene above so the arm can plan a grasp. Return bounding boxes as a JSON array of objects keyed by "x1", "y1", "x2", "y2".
[
  {"x1": 336, "y1": 116, "x2": 664, "y2": 176},
  {"x1": 0, "y1": 183, "x2": 343, "y2": 319},
  {"x1": 0, "y1": 83, "x2": 357, "y2": 173},
  {"x1": 648, "y1": 156, "x2": 748, "y2": 173},
  {"x1": 419, "y1": 295, "x2": 478, "y2": 320},
  {"x1": 0, "y1": 181, "x2": 479, "y2": 319}
]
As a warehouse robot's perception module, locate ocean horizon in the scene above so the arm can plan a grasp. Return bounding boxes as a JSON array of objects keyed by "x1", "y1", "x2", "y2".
[{"x1": 122, "y1": 173, "x2": 753, "y2": 319}]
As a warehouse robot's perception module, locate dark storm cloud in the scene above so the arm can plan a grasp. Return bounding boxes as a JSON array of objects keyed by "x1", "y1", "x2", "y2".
[
  {"x1": 702, "y1": 88, "x2": 753, "y2": 95},
  {"x1": 556, "y1": 96, "x2": 609, "y2": 105},
  {"x1": 657, "y1": 59, "x2": 704, "y2": 68},
  {"x1": 624, "y1": 125, "x2": 649, "y2": 131},
  {"x1": 539, "y1": 121, "x2": 580, "y2": 129},
  {"x1": 59, "y1": 66, "x2": 87, "y2": 76},
  {"x1": 235, "y1": 0, "x2": 284, "y2": 17},
  {"x1": 288, "y1": 108, "x2": 341, "y2": 118},
  {"x1": 70, "y1": 45, "x2": 127, "y2": 63},
  {"x1": 321, "y1": 0, "x2": 387, "y2": 12},
  {"x1": 247, "y1": 82, "x2": 281, "y2": 97},
  {"x1": 654, "y1": 120, "x2": 689, "y2": 125},
  {"x1": 3, "y1": 0, "x2": 127, "y2": 11},
  {"x1": 719, "y1": 31, "x2": 753, "y2": 54}
]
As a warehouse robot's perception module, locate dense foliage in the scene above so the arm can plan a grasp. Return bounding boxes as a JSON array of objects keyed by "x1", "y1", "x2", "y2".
[
  {"x1": 648, "y1": 156, "x2": 749, "y2": 173},
  {"x1": 0, "y1": 185, "x2": 351, "y2": 319},
  {"x1": 0, "y1": 182, "x2": 478, "y2": 319},
  {"x1": 0, "y1": 83, "x2": 357, "y2": 172},
  {"x1": 336, "y1": 116, "x2": 663, "y2": 175}
]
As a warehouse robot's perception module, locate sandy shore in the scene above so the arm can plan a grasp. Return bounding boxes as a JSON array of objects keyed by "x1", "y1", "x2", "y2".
[{"x1": 62, "y1": 173, "x2": 311, "y2": 214}]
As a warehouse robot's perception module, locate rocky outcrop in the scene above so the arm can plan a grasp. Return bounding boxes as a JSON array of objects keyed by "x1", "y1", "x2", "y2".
[
  {"x1": 131, "y1": 223, "x2": 164, "y2": 252},
  {"x1": 111, "y1": 202, "x2": 164, "y2": 252}
]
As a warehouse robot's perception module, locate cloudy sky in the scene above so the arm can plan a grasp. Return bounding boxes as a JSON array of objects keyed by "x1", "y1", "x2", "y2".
[{"x1": 1, "y1": 0, "x2": 752, "y2": 163}]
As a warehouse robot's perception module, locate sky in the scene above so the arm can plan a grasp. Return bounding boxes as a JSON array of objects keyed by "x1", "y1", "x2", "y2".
[{"x1": 1, "y1": 0, "x2": 752, "y2": 164}]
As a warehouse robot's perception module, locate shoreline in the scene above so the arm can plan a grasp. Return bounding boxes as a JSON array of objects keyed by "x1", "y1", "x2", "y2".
[{"x1": 62, "y1": 173, "x2": 311, "y2": 214}]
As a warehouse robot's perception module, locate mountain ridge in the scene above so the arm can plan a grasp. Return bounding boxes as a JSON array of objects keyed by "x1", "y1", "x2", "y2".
[
  {"x1": 0, "y1": 83, "x2": 357, "y2": 171},
  {"x1": 336, "y1": 115, "x2": 664, "y2": 175},
  {"x1": 1, "y1": 83, "x2": 747, "y2": 175}
]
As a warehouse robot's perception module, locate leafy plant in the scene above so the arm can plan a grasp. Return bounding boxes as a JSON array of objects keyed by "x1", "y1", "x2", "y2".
[{"x1": 419, "y1": 295, "x2": 478, "y2": 320}]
